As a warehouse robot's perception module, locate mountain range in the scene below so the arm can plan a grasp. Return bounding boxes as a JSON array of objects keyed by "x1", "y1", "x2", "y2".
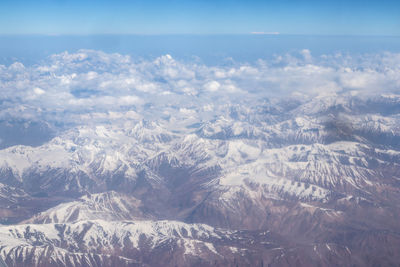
[{"x1": 0, "y1": 91, "x2": 400, "y2": 266}]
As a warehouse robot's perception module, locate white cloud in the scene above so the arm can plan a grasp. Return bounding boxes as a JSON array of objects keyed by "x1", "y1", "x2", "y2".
[
  {"x1": 1, "y1": 49, "x2": 399, "y2": 125},
  {"x1": 8, "y1": 62, "x2": 25, "y2": 72},
  {"x1": 204, "y1": 81, "x2": 221, "y2": 92},
  {"x1": 119, "y1": 95, "x2": 142, "y2": 105},
  {"x1": 33, "y1": 87, "x2": 45, "y2": 95},
  {"x1": 301, "y1": 49, "x2": 312, "y2": 62}
]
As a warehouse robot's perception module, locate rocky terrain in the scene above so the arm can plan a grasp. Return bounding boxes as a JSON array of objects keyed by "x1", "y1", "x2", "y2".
[{"x1": 0, "y1": 93, "x2": 399, "y2": 266}]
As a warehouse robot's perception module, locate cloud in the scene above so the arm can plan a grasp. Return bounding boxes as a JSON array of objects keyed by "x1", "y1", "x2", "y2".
[
  {"x1": 300, "y1": 49, "x2": 312, "y2": 62},
  {"x1": 204, "y1": 81, "x2": 221, "y2": 92},
  {"x1": 0, "y1": 49, "x2": 399, "y2": 126},
  {"x1": 33, "y1": 87, "x2": 45, "y2": 95}
]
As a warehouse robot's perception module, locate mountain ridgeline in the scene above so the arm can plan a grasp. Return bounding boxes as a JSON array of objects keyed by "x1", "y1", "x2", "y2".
[{"x1": 0, "y1": 94, "x2": 400, "y2": 266}]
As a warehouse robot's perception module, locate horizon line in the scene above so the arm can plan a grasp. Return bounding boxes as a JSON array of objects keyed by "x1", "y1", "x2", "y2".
[{"x1": 0, "y1": 33, "x2": 400, "y2": 38}]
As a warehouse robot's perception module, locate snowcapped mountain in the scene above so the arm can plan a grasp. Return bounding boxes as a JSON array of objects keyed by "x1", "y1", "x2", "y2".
[
  {"x1": 0, "y1": 220, "x2": 244, "y2": 267},
  {"x1": 24, "y1": 192, "x2": 150, "y2": 224},
  {"x1": 0, "y1": 93, "x2": 400, "y2": 266}
]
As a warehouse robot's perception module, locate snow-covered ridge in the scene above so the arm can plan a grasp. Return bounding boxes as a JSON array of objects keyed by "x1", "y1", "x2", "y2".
[
  {"x1": 0, "y1": 121, "x2": 177, "y2": 178},
  {"x1": 0, "y1": 219, "x2": 221, "y2": 249},
  {"x1": 0, "y1": 219, "x2": 231, "y2": 265},
  {"x1": 24, "y1": 191, "x2": 147, "y2": 224}
]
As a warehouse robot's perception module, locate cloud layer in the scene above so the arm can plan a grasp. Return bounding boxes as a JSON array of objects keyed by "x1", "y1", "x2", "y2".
[{"x1": 0, "y1": 49, "x2": 399, "y2": 125}]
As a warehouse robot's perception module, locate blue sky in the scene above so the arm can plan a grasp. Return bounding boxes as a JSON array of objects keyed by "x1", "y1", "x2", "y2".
[{"x1": 0, "y1": 0, "x2": 399, "y2": 35}]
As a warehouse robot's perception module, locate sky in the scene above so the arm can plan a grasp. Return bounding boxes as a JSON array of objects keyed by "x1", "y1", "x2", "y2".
[{"x1": 0, "y1": 0, "x2": 399, "y2": 35}]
